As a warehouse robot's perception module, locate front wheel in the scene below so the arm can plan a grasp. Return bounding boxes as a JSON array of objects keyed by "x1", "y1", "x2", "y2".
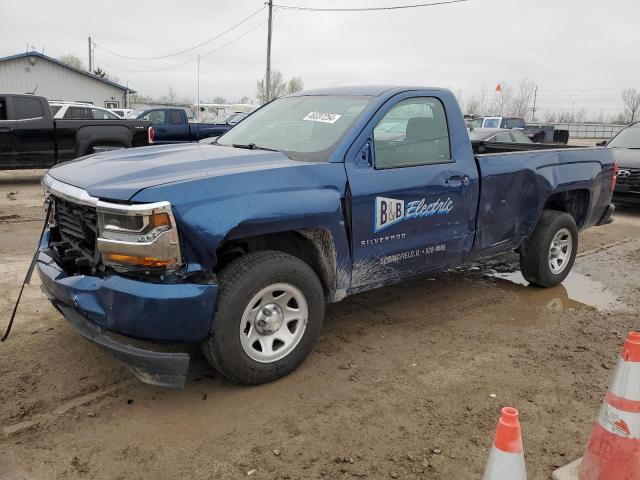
[
  {"x1": 201, "y1": 251, "x2": 325, "y2": 385},
  {"x1": 519, "y1": 210, "x2": 579, "y2": 287}
]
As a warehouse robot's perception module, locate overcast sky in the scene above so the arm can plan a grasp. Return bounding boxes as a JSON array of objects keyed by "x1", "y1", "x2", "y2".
[{"x1": 2, "y1": 0, "x2": 638, "y2": 118}]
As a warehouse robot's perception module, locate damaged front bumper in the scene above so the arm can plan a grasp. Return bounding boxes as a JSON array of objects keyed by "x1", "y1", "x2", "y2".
[
  {"x1": 36, "y1": 234, "x2": 218, "y2": 388},
  {"x1": 48, "y1": 297, "x2": 191, "y2": 388}
]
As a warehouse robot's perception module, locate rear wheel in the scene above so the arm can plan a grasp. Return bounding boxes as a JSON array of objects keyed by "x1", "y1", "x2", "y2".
[
  {"x1": 201, "y1": 250, "x2": 325, "y2": 385},
  {"x1": 519, "y1": 210, "x2": 578, "y2": 287}
]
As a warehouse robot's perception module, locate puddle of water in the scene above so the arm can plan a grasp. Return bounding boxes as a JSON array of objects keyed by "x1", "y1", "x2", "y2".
[{"x1": 490, "y1": 270, "x2": 621, "y2": 312}]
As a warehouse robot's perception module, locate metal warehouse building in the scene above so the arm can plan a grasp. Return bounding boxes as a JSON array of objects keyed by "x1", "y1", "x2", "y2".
[{"x1": 0, "y1": 51, "x2": 135, "y2": 108}]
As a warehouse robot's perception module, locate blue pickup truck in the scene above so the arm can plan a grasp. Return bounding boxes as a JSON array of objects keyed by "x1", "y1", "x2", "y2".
[
  {"x1": 37, "y1": 86, "x2": 616, "y2": 388},
  {"x1": 126, "y1": 107, "x2": 234, "y2": 144}
]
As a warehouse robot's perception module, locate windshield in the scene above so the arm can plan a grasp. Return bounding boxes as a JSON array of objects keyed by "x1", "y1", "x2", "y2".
[
  {"x1": 608, "y1": 125, "x2": 640, "y2": 149},
  {"x1": 217, "y1": 95, "x2": 372, "y2": 162}
]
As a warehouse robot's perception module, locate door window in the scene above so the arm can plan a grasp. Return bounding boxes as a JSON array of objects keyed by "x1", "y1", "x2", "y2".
[
  {"x1": 142, "y1": 110, "x2": 166, "y2": 125},
  {"x1": 0, "y1": 98, "x2": 6, "y2": 120},
  {"x1": 373, "y1": 97, "x2": 451, "y2": 169},
  {"x1": 14, "y1": 97, "x2": 44, "y2": 120},
  {"x1": 169, "y1": 110, "x2": 183, "y2": 125},
  {"x1": 64, "y1": 107, "x2": 91, "y2": 119},
  {"x1": 91, "y1": 108, "x2": 118, "y2": 119}
]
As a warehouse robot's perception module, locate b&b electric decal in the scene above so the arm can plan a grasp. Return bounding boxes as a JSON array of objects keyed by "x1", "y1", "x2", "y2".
[{"x1": 374, "y1": 196, "x2": 454, "y2": 232}]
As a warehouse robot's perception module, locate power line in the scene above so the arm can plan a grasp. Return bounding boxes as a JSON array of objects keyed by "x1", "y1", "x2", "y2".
[
  {"x1": 272, "y1": 0, "x2": 468, "y2": 12},
  {"x1": 96, "y1": 20, "x2": 267, "y2": 73},
  {"x1": 93, "y1": 6, "x2": 265, "y2": 61}
]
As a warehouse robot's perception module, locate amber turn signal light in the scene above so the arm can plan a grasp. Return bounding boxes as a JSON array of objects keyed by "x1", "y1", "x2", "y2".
[
  {"x1": 102, "y1": 252, "x2": 176, "y2": 268},
  {"x1": 150, "y1": 212, "x2": 171, "y2": 228}
]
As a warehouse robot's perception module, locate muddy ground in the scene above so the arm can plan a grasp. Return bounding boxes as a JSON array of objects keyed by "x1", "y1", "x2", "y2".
[{"x1": 1, "y1": 170, "x2": 639, "y2": 480}]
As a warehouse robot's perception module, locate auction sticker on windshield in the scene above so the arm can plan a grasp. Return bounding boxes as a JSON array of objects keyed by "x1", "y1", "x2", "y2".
[{"x1": 303, "y1": 112, "x2": 342, "y2": 124}]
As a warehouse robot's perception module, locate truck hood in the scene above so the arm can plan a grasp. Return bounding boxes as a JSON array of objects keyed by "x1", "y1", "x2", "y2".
[{"x1": 47, "y1": 144, "x2": 300, "y2": 200}]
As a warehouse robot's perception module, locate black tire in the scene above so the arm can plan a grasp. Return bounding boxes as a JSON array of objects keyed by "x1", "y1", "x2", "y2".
[
  {"x1": 201, "y1": 250, "x2": 325, "y2": 385},
  {"x1": 519, "y1": 210, "x2": 579, "y2": 287}
]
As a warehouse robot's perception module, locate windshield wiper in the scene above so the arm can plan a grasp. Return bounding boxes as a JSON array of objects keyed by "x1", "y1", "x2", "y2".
[{"x1": 232, "y1": 143, "x2": 278, "y2": 152}]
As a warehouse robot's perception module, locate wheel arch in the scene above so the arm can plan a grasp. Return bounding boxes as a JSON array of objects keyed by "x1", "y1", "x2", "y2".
[
  {"x1": 541, "y1": 188, "x2": 590, "y2": 229},
  {"x1": 215, "y1": 227, "x2": 347, "y2": 302}
]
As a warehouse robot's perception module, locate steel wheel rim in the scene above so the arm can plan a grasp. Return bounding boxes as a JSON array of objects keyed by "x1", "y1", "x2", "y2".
[
  {"x1": 239, "y1": 283, "x2": 309, "y2": 363},
  {"x1": 548, "y1": 227, "x2": 572, "y2": 275}
]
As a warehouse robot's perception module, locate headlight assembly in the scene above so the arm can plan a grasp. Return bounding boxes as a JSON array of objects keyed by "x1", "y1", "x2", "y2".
[{"x1": 96, "y1": 201, "x2": 182, "y2": 272}]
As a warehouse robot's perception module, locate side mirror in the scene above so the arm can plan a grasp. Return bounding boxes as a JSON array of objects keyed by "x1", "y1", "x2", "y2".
[{"x1": 596, "y1": 140, "x2": 607, "y2": 147}]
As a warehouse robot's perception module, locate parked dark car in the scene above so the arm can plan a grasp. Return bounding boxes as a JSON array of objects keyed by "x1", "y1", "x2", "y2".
[
  {"x1": 468, "y1": 128, "x2": 533, "y2": 143},
  {"x1": 126, "y1": 107, "x2": 235, "y2": 144},
  {"x1": 599, "y1": 122, "x2": 640, "y2": 203},
  {"x1": 0, "y1": 94, "x2": 153, "y2": 169}
]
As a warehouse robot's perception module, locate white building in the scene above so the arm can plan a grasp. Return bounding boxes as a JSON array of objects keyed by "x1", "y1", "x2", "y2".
[{"x1": 0, "y1": 51, "x2": 136, "y2": 108}]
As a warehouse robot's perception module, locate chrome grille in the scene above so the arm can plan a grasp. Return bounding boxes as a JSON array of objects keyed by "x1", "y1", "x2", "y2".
[{"x1": 617, "y1": 168, "x2": 640, "y2": 190}]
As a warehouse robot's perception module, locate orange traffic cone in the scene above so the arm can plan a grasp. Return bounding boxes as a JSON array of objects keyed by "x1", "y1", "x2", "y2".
[
  {"x1": 482, "y1": 406, "x2": 527, "y2": 480},
  {"x1": 578, "y1": 331, "x2": 640, "y2": 479}
]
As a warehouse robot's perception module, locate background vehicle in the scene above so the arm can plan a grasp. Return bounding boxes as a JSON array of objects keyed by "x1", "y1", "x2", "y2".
[
  {"x1": 0, "y1": 94, "x2": 153, "y2": 169},
  {"x1": 109, "y1": 108, "x2": 133, "y2": 118},
  {"x1": 49, "y1": 102, "x2": 120, "y2": 120},
  {"x1": 468, "y1": 127, "x2": 533, "y2": 143},
  {"x1": 479, "y1": 116, "x2": 527, "y2": 129},
  {"x1": 524, "y1": 123, "x2": 570, "y2": 144},
  {"x1": 598, "y1": 121, "x2": 640, "y2": 203},
  {"x1": 38, "y1": 86, "x2": 615, "y2": 388},
  {"x1": 126, "y1": 107, "x2": 232, "y2": 144}
]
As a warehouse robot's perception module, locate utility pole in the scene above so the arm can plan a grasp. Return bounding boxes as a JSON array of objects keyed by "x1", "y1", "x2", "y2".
[
  {"x1": 531, "y1": 86, "x2": 537, "y2": 121},
  {"x1": 265, "y1": 0, "x2": 273, "y2": 103},
  {"x1": 197, "y1": 55, "x2": 201, "y2": 117},
  {"x1": 88, "y1": 37, "x2": 93, "y2": 73}
]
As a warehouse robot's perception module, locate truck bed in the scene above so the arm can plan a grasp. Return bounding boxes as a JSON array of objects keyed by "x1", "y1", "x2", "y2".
[{"x1": 472, "y1": 146, "x2": 614, "y2": 258}]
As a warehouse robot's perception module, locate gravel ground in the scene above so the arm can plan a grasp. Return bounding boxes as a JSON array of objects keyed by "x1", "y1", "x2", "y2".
[{"x1": 1, "y1": 170, "x2": 639, "y2": 480}]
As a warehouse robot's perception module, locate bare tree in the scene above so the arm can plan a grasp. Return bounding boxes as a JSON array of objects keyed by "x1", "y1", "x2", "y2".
[
  {"x1": 58, "y1": 53, "x2": 85, "y2": 70},
  {"x1": 478, "y1": 83, "x2": 488, "y2": 115},
  {"x1": 490, "y1": 82, "x2": 513, "y2": 115},
  {"x1": 575, "y1": 108, "x2": 587, "y2": 123},
  {"x1": 256, "y1": 70, "x2": 303, "y2": 104},
  {"x1": 158, "y1": 85, "x2": 180, "y2": 105},
  {"x1": 238, "y1": 96, "x2": 251, "y2": 104},
  {"x1": 256, "y1": 70, "x2": 286, "y2": 104},
  {"x1": 510, "y1": 78, "x2": 537, "y2": 118},
  {"x1": 212, "y1": 96, "x2": 227, "y2": 104},
  {"x1": 622, "y1": 88, "x2": 640, "y2": 123},
  {"x1": 286, "y1": 77, "x2": 304, "y2": 95},
  {"x1": 465, "y1": 96, "x2": 481, "y2": 115}
]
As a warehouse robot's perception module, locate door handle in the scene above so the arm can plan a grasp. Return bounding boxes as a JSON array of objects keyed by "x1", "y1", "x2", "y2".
[
  {"x1": 0, "y1": 127, "x2": 13, "y2": 133},
  {"x1": 445, "y1": 175, "x2": 470, "y2": 187},
  {"x1": 446, "y1": 175, "x2": 462, "y2": 187}
]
